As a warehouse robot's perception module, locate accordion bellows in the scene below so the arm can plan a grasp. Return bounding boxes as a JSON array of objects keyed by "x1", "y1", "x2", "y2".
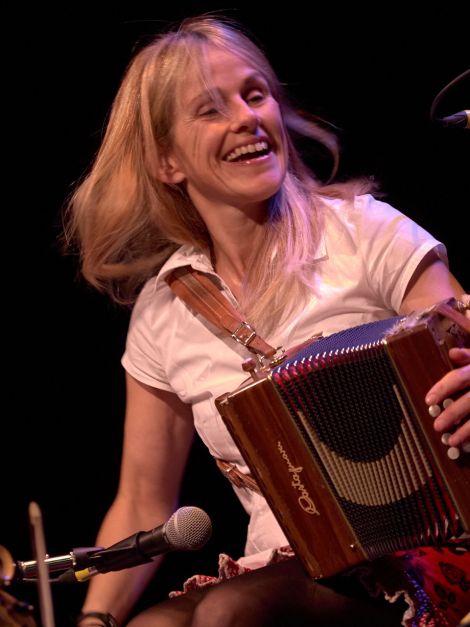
[{"x1": 216, "y1": 299, "x2": 470, "y2": 579}]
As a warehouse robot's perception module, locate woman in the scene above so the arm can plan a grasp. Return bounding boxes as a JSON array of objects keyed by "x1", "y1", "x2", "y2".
[{"x1": 65, "y1": 16, "x2": 469, "y2": 627}]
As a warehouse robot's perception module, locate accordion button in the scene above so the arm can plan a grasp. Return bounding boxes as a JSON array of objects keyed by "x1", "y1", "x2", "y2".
[
  {"x1": 428, "y1": 404, "x2": 442, "y2": 418},
  {"x1": 447, "y1": 446, "x2": 460, "y2": 460},
  {"x1": 443, "y1": 398, "x2": 454, "y2": 408},
  {"x1": 441, "y1": 433, "x2": 451, "y2": 445},
  {"x1": 462, "y1": 441, "x2": 470, "y2": 453}
]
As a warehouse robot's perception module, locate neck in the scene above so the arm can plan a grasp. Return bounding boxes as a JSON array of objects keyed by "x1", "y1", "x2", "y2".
[
  {"x1": 210, "y1": 235, "x2": 256, "y2": 302},
  {"x1": 200, "y1": 203, "x2": 266, "y2": 268},
  {"x1": 206, "y1": 206, "x2": 267, "y2": 299}
]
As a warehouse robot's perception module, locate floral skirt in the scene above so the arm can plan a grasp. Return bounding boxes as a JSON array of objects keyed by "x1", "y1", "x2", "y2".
[{"x1": 170, "y1": 541, "x2": 470, "y2": 627}]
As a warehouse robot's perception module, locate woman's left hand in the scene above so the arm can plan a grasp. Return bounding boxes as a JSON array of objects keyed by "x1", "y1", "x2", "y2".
[{"x1": 426, "y1": 347, "x2": 470, "y2": 450}]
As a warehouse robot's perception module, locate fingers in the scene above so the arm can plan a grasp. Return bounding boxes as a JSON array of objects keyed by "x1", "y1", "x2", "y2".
[
  {"x1": 432, "y1": 392, "x2": 470, "y2": 447},
  {"x1": 426, "y1": 347, "x2": 470, "y2": 452},
  {"x1": 448, "y1": 346, "x2": 470, "y2": 366},
  {"x1": 425, "y1": 363, "x2": 470, "y2": 407}
]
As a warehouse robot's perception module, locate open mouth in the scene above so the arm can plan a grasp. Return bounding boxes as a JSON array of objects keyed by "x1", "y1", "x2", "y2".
[{"x1": 224, "y1": 140, "x2": 271, "y2": 162}]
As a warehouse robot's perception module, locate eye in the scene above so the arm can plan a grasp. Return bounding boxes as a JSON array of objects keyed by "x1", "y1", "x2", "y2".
[
  {"x1": 197, "y1": 99, "x2": 233, "y2": 119},
  {"x1": 246, "y1": 88, "x2": 268, "y2": 105},
  {"x1": 197, "y1": 102, "x2": 221, "y2": 118}
]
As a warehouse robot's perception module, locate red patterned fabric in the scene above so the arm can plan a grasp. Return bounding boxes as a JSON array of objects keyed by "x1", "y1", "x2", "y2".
[
  {"x1": 169, "y1": 548, "x2": 294, "y2": 597},
  {"x1": 358, "y1": 541, "x2": 470, "y2": 627},
  {"x1": 169, "y1": 542, "x2": 470, "y2": 626}
]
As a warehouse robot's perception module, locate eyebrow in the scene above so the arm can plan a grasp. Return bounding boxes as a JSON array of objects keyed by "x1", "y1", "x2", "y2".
[{"x1": 188, "y1": 71, "x2": 269, "y2": 108}]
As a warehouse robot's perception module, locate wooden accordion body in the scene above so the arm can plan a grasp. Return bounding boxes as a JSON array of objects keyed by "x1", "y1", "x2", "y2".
[{"x1": 215, "y1": 299, "x2": 470, "y2": 579}]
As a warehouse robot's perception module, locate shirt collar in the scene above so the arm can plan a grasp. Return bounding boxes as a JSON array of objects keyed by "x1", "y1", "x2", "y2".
[
  {"x1": 157, "y1": 244, "x2": 218, "y2": 284},
  {"x1": 156, "y1": 234, "x2": 327, "y2": 287}
]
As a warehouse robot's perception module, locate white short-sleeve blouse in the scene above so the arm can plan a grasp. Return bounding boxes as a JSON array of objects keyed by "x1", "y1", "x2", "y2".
[{"x1": 121, "y1": 194, "x2": 445, "y2": 566}]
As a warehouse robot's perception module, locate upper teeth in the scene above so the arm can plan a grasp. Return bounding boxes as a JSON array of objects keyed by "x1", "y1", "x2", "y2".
[{"x1": 225, "y1": 141, "x2": 269, "y2": 162}]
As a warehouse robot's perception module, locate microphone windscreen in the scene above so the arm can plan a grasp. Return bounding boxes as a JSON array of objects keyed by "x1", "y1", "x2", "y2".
[{"x1": 164, "y1": 507, "x2": 212, "y2": 550}]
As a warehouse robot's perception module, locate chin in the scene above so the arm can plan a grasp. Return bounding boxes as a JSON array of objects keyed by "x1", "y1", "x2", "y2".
[{"x1": 248, "y1": 174, "x2": 285, "y2": 199}]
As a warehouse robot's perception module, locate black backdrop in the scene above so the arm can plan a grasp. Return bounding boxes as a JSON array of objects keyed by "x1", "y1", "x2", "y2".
[{"x1": 3, "y1": 4, "x2": 469, "y2": 625}]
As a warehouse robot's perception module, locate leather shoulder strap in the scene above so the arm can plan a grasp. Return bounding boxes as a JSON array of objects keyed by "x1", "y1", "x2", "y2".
[{"x1": 166, "y1": 266, "x2": 278, "y2": 358}]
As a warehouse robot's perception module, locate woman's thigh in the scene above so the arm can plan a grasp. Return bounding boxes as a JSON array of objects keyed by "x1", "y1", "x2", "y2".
[
  {"x1": 127, "y1": 557, "x2": 404, "y2": 627},
  {"x1": 190, "y1": 557, "x2": 403, "y2": 627},
  {"x1": 126, "y1": 588, "x2": 205, "y2": 627}
]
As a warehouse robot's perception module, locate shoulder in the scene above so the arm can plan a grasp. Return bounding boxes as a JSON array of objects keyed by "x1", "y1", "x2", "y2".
[
  {"x1": 316, "y1": 193, "x2": 398, "y2": 248},
  {"x1": 129, "y1": 243, "x2": 216, "y2": 333},
  {"x1": 319, "y1": 192, "x2": 405, "y2": 223},
  {"x1": 135, "y1": 245, "x2": 211, "y2": 309},
  {"x1": 319, "y1": 193, "x2": 431, "y2": 242}
]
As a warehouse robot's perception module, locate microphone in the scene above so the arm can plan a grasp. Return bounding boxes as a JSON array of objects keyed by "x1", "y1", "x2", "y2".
[
  {"x1": 16, "y1": 506, "x2": 212, "y2": 582},
  {"x1": 433, "y1": 110, "x2": 470, "y2": 129}
]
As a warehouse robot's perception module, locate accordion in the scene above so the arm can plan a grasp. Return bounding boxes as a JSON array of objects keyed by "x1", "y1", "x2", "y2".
[{"x1": 215, "y1": 299, "x2": 470, "y2": 579}]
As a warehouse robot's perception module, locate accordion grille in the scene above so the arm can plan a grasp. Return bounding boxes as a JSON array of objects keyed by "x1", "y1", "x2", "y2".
[{"x1": 272, "y1": 318, "x2": 461, "y2": 558}]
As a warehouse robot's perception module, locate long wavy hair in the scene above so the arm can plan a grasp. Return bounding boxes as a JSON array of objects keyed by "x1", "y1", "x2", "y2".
[{"x1": 64, "y1": 16, "x2": 370, "y2": 334}]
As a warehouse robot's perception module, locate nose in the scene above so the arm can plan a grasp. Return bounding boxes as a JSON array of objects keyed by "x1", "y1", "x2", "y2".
[{"x1": 228, "y1": 98, "x2": 258, "y2": 133}]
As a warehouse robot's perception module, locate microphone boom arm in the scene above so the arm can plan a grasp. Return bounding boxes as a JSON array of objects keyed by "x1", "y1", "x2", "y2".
[
  {"x1": 13, "y1": 506, "x2": 212, "y2": 583},
  {"x1": 16, "y1": 547, "x2": 103, "y2": 581}
]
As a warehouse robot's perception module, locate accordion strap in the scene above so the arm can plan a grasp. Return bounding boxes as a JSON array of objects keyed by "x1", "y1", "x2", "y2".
[
  {"x1": 215, "y1": 459, "x2": 263, "y2": 495},
  {"x1": 166, "y1": 266, "x2": 280, "y2": 359},
  {"x1": 166, "y1": 265, "x2": 277, "y2": 496},
  {"x1": 435, "y1": 299, "x2": 470, "y2": 333}
]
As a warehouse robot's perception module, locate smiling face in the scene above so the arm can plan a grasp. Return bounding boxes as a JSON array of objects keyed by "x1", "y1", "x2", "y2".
[{"x1": 158, "y1": 46, "x2": 288, "y2": 219}]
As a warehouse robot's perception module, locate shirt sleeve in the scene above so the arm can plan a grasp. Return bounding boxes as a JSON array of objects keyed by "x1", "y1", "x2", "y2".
[
  {"x1": 355, "y1": 194, "x2": 448, "y2": 312},
  {"x1": 121, "y1": 279, "x2": 174, "y2": 391}
]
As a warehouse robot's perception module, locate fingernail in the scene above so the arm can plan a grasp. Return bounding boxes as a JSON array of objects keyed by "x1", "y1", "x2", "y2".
[
  {"x1": 441, "y1": 433, "x2": 451, "y2": 445},
  {"x1": 447, "y1": 447, "x2": 460, "y2": 460},
  {"x1": 428, "y1": 404, "x2": 441, "y2": 418}
]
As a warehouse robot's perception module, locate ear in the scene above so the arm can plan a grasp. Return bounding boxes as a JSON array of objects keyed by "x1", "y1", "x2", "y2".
[{"x1": 156, "y1": 152, "x2": 186, "y2": 185}]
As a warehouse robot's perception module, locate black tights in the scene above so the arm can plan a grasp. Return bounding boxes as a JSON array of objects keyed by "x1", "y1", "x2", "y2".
[{"x1": 127, "y1": 557, "x2": 405, "y2": 626}]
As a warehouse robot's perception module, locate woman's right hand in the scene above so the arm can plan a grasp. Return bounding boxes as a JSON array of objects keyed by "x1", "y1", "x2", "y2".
[{"x1": 426, "y1": 346, "x2": 470, "y2": 450}]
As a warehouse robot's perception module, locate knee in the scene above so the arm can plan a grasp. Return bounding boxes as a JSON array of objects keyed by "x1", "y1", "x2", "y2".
[
  {"x1": 190, "y1": 584, "x2": 267, "y2": 627},
  {"x1": 190, "y1": 585, "x2": 243, "y2": 627},
  {"x1": 126, "y1": 589, "x2": 203, "y2": 627}
]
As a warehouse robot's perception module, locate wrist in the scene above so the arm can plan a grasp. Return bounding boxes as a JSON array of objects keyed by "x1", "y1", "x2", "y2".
[{"x1": 76, "y1": 611, "x2": 118, "y2": 627}]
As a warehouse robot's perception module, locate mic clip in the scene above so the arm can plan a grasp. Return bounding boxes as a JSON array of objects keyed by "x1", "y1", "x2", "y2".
[
  {"x1": 16, "y1": 547, "x2": 103, "y2": 583},
  {"x1": 82, "y1": 532, "x2": 155, "y2": 574}
]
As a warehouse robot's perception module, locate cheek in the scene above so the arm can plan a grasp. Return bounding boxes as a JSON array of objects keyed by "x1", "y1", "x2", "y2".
[
  {"x1": 178, "y1": 128, "x2": 208, "y2": 166},
  {"x1": 266, "y1": 107, "x2": 287, "y2": 149}
]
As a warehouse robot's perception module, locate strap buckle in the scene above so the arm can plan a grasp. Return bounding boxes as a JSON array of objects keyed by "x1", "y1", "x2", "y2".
[
  {"x1": 231, "y1": 321, "x2": 257, "y2": 347},
  {"x1": 269, "y1": 347, "x2": 287, "y2": 367}
]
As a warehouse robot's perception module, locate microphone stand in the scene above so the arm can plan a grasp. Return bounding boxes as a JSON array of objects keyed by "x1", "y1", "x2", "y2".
[
  {"x1": 429, "y1": 68, "x2": 470, "y2": 129},
  {"x1": 16, "y1": 546, "x2": 103, "y2": 583},
  {"x1": 16, "y1": 531, "x2": 157, "y2": 583}
]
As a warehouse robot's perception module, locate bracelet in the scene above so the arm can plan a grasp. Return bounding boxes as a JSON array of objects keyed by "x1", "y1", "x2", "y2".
[{"x1": 76, "y1": 611, "x2": 118, "y2": 627}]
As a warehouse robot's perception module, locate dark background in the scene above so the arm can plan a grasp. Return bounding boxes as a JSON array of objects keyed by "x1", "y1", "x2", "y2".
[{"x1": 2, "y1": 4, "x2": 469, "y2": 625}]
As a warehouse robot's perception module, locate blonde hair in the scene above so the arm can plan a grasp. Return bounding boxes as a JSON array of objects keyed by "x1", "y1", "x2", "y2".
[{"x1": 64, "y1": 16, "x2": 370, "y2": 333}]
